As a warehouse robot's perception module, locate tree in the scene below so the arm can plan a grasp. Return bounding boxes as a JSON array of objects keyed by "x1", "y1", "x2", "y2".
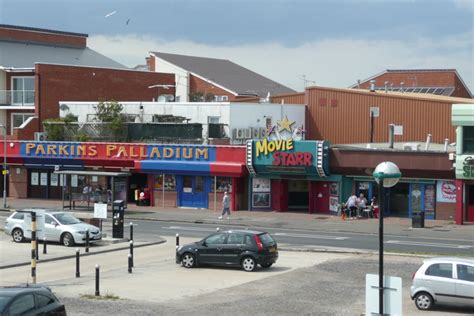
[{"x1": 94, "y1": 100, "x2": 126, "y2": 141}]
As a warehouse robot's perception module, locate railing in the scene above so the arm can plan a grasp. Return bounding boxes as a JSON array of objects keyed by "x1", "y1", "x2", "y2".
[{"x1": 0, "y1": 90, "x2": 35, "y2": 106}]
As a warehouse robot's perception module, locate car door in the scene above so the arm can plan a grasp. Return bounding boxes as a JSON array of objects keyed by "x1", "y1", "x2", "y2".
[
  {"x1": 455, "y1": 264, "x2": 474, "y2": 306},
  {"x1": 222, "y1": 232, "x2": 245, "y2": 265},
  {"x1": 6, "y1": 293, "x2": 36, "y2": 315},
  {"x1": 424, "y1": 263, "x2": 456, "y2": 305},
  {"x1": 199, "y1": 233, "x2": 227, "y2": 264},
  {"x1": 44, "y1": 214, "x2": 62, "y2": 242}
]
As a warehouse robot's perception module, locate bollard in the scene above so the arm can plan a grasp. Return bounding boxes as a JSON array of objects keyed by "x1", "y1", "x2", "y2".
[
  {"x1": 128, "y1": 254, "x2": 132, "y2": 273},
  {"x1": 129, "y1": 240, "x2": 134, "y2": 267},
  {"x1": 176, "y1": 233, "x2": 179, "y2": 248},
  {"x1": 95, "y1": 264, "x2": 100, "y2": 296},
  {"x1": 43, "y1": 237, "x2": 47, "y2": 255},
  {"x1": 75, "y1": 248, "x2": 80, "y2": 278},
  {"x1": 35, "y1": 237, "x2": 39, "y2": 261},
  {"x1": 85, "y1": 230, "x2": 90, "y2": 253},
  {"x1": 216, "y1": 227, "x2": 220, "y2": 232},
  {"x1": 129, "y1": 222, "x2": 134, "y2": 241},
  {"x1": 31, "y1": 212, "x2": 37, "y2": 284}
]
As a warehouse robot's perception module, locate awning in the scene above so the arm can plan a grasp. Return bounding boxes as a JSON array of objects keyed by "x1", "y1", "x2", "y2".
[
  {"x1": 136, "y1": 160, "x2": 246, "y2": 177},
  {"x1": 54, "y1": 170, "x2": 130, "y2": 177}
]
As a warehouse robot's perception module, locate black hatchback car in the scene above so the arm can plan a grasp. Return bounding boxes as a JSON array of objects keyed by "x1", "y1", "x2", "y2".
[
  {"x1": 176, "y1": 230, "x2": 278, "y2": 272},
  {"x1": 0, "y1": 285, "x2": 66, "y2": 316}
]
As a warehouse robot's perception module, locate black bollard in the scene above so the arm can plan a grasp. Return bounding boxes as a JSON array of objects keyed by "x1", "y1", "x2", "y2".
[
  {"x1": 129, "y1": 222, "x2": 134, "y2": 241},
  {"x1": 85, "y1": 230, "x2": 90, "y2": 253},
  {"x1": 95, "y1": 264, "x2": 100, "y2": 296},
  {"x1": 43, "y1": 237, "x2": 47, "y2": 255},
  {"x1": 176, "y1": 233, "x2": 179, "y2": 248},
  {"x1": 35, "y1": 237, "x2": 39, "y2": 260},
  {"x1": 75, "y1": 248, "x2": 80, "y2": 278},
  {"x1": 129, "y1": 240, "x2": 134, "y2": 268},
  {"x1": 128, "y1": 254, "x2": 132, "y2": 273}
]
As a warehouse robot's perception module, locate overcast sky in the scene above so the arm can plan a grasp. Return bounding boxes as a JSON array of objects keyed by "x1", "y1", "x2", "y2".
[{"x1": 1, "y1": 0, "x2": 473, "y2": 92}]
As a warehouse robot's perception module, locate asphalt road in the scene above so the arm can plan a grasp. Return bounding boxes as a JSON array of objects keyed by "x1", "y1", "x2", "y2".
[{"x1": 121, "y1": 220, "x2": 474, "y2": 256}]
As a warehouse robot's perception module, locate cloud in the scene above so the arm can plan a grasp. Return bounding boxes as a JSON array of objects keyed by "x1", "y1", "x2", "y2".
[{"x1": 89, "y1": 33, "x2": 474, "y2": 92}]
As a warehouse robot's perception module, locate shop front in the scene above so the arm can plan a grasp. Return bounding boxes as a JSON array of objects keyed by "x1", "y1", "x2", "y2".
[{"x1": 246, "y1": 138, "x2": 340, "y2": 213}]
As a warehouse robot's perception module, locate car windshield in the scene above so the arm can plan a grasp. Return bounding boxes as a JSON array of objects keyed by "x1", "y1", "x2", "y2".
[
  {"x1": 258, "y1": 233, "x2": 275, "y2": 246},
  {"x1": 0, "y1": 295, "x2": 11, "y2": 312},
  {"x1": 52, "y1": 213, "x2": 81, "y2": 225}
]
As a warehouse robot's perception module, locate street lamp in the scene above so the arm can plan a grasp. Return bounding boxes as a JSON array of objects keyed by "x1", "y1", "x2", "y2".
[
  {"x1": 373, "y1": 161, "x2": 401, "y2": 316},
  {"x1": 0, "y1": 124, "x2": 6, "y2": 208}
]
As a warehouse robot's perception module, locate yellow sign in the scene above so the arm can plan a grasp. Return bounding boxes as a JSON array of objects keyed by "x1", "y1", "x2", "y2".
[
  {"x1": 255, "y1": 138, "x2": 293, "y2": 157},
  {"x1": 2, "y1": 170, "x2": 7, "y2": 175}
]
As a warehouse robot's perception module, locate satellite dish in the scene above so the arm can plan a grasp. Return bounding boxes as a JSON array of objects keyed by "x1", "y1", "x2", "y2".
[
  {"x1": 166, "y1": 95, "x2": 175, "y2": 102},
  {"x1": 60, "y1": 104, "x2": 69, "y2": 111},
  {"x1": 157, "y1": 95, "x2": 167, "y2": 102}
]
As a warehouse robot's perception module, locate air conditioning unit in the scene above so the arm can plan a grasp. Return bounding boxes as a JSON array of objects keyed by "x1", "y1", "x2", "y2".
[
  {"x1": 34, "y1": 132, "x2": 47, "y2": 141},
  {"x1": 233, "y1": 128, "x2": 245, "y2": 139},
  {"x1": 403, "y1": 142, "x2": 420, "y2": 151},
  {"x1": 243, "y1": 128, "x2": 252, "y2": 139}
]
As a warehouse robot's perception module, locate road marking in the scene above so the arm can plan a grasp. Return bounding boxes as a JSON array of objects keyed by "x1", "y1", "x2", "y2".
[
  {"x1": 274, "y1": 232, "x2": 349, "y2": 240},
  {"x1": 386, "y1": 240, "x2": 473, "y2": 249},
  {"x1": 163, "y1": 226, "x2": 217, "y2": 233}
]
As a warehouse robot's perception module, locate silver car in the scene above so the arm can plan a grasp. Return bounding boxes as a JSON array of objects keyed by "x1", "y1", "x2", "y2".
[
  {"x1": 4, "y1": 209, "x2": 102, "y2": 247},
  {"x1": 411, "y1": 257, "x2": 474, "y2": 310}
]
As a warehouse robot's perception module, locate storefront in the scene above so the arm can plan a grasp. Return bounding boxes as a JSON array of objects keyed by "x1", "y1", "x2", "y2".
[
  {"x1": 6, "y1": 141, "x2": 247, "y2": 210},
  {"x1": 246, "y1": 138, "x2": 341, "y2": 213}
]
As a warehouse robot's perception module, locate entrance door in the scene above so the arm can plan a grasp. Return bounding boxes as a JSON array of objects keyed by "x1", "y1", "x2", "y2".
[
  {"x1": 180, "y1": 176, "x2": 208, "y2": 208},
  {"x1": 467, "y1": 185, "x2": 474, "y2": 222}
]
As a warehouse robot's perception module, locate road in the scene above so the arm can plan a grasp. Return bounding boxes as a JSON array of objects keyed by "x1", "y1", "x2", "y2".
[{"x1": 121, "y1": 220, "x2": 474, "y2": 256}]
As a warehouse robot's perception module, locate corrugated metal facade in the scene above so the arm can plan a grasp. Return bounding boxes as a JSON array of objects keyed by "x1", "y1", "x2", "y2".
[
  {"x1": 306, "y1": 86, "x2": 474, "y2": 144},
  {"x1": 270, "y1": 92, "x2": 305, "y2": 105}
]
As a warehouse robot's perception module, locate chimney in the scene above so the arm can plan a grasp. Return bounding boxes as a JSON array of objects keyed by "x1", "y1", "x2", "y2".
[
  {"x1": 424, "y1": 134, "x2": 432, "y2": 150},
  {"x1": 357, "y1": 79, "x2": 361, "y2": 89},
  {"x1": 388, "y1": 124, "x2": 395, "y2": 149},
  {"x1": 444, "y1": 138, "x2": 449, "y2": 152},
  {"x1": 370, "y1": 80, "x2": 376, "y2": 92},
  {"x1": 384, "y1": 81, "x2": 389, "y2": 93},
  {"x1": 400, "y1": 82, "x2": 405, "y2": 92},
  {"x1": 390, "y1": 83, "x2": 394, "y2": 91}
]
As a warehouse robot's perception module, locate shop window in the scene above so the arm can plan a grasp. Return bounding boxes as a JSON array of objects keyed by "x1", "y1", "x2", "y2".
[
  {"x1": 463, "y1": 126, "x2": 474, "y2": 154},
  {"x1": 154, "y1": 174, "x2": 176, "y2": 191},
  {"x1": 212, "y1": 177, "x2": 232, "y2": 192}
]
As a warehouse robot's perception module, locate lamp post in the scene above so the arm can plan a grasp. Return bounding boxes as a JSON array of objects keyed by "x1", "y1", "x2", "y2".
[
  {"x1": 373, "y1": 161, "x2": 401, "y2": 316},
  {"x1": 0, "y1": 124, "x2": 6, "y2": 208}
]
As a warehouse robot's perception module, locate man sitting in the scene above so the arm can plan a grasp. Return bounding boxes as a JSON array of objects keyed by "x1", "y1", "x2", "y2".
[{"x1": 357, "y1": 193, "x2": 368, "y2": 218}]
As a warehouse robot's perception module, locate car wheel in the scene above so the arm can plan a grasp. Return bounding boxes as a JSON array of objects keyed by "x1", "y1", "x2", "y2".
[
  {"x1": 12, "y1": 228, "x2": 24, "y2": 243},
  {"x1": 415, "y1": 292, "x2": 434, "y2": 310},
  {"x1": 241, "y1": 256, "x2": 257, "y2": 272},
  {"x1": 61, "y1": 233, "x2": 75, "y2": 247},
  {"x1": 260, "y1": 263, "x2": 273, "y2": 268},
  {"x1": 181, "y1": 253, "x2": 196, "y2": 268}
]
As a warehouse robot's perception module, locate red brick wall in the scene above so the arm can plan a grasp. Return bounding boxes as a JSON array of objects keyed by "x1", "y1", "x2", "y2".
[
  {"x1": 30, "y1": 64, "x2": 175, "y2": 136},
  {"x1": 147, "y1": 56, "x2": 156, "y2": 71},
  {"x1": 8, "y1": 166, "x2": 28, "y2": 198},
  {"x1": 189, "y1": 74, "x2": 237, "y2": 101},
  {"x1": 0, "y1": 27, "x2": 86, "y2": 47}
]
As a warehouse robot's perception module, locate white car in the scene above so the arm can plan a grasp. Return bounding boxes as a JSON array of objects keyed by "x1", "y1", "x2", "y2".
[
  {"x1": 4, "y1": 209, "x2": 102, "y2": 247},
  {"x1": 411, "y1": 257, "x2": 474, "y2": 310}
]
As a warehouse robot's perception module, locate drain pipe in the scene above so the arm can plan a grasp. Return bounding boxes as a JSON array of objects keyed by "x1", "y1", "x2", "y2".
[
  {"x1": 424, "y1": 134, "x2": 432, "y2": 151},
  {"x1": 388, "y1": 124, "x2": 395, "y2": 149},
  {"x1": 444, "y1": 138, "x2": 449, "y2": 152}
]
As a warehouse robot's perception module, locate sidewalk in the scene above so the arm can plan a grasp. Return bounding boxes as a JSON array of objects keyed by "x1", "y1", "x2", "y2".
[{"x1": 1, "y1": 198, "x2": 473, "y2": 240}]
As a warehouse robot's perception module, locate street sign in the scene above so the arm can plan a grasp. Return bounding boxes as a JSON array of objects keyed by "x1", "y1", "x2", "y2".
[
  {"x1": 366, "y1": 274, "x2": 402, "y2": 316},
  {"x1": 24, "y1": 210, "x2": 45, "y2": 239},
  {"x1": 2, "y1": 169, "x2": 8, "y2": 175},
  {"x1": 94, "y1": 203, "x2": 108, "y2": 219}
]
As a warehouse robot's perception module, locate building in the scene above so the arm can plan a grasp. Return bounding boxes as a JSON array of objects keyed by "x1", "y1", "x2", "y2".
[
  {"x1": 350, "y1": 69, "x2": 472, "y2": 98},
  {"x1": 147, "y1": 52, "x2": 295, "y2": 102},
  {"x1": 452, "y1": 103, "x2": 474, "y2": 224}
]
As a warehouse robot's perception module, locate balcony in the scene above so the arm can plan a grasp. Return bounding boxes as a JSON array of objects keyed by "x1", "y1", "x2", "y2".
[{"x1": 0, "y1": 90, "x2": 35, "y2": 106}]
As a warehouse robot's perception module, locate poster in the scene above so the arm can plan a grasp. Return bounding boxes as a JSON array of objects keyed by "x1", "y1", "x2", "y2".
[
  {"x1": 94, "y1": 203, "x2": 108, "y2": 219},
  {"x1": 252, "y1": 193, "x2": 270, "y2": 208},
  {"x1": 31, "y1": 172, "x2": 39, "y2": 185},
  {"x1": 71, "y1": 175, "x2": 78, "y2": 188},
  {"x1": 60, "y1": 174, "x2": 67, "y2": 187},
  {"x1": 436, "y1": 181, "x2": 456, "y2": 203},
  {"x1": 330, "y1": 182, "x2": 339, "y2": 196},
  {"x1": 40, "y1": 173, "x2": 48, "y2": 186},
  {"x1": 50, "y1": 173, "x2": 58, "y2": 186},
  {"x1": 329, "y1": 196, "x2": 339, "y2": 213},
  {"x1": 424, "y1": 184, "x2": 435, "y2": 211},
  {"x1": 410, "y1": 184, "x2": 422, "y2": 213},
  {"x1": 252, "y1": 178, "x2": 271, "y2": 192}
]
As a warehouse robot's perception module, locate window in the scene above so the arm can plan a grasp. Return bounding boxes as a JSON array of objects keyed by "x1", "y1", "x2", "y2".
[
  {"x1": 208, "y1": 116, "x2": 220, "y2": 124},
  {"x1": 265, "y1": 117, "x2": 272, "y2": 129},
  {"x1": 154, "y1": 174, "x2": 176, "y2": 191},
  {"x1": 425, "y1": 263, "x2": 453, "y2": 278},
  {"x1": 205, "y1": 233, "x2": 227, "y2": 245},
  {"x1": 463, "y1": 126, "x2": 474, "y2": 154},
  {"x1": 8, "y1": 294, "x2": 35, "y2": 315},
  {"x1": 36, "y1": 293, "x2": 55, "y2": 308},
  {"x1": 213, "y1": 95, "x2": 228, "y2": 102},
  {"x1": 227, "y1": 233, "x2": 244, "y2": 244},
  {"x1": 11, "y1": 77, "x2": 35, "y2": 105},
  {"x1": 11, "y1": 113, "x2": 34, "y2": 134},
  {"x1": 212, "y1": 177, "x2": 232, "y2": 192},
  {"x1": 12, "y1": 212, "x2": 24, "y2": 220},
  {"x1": 457, "y1": 264, "x2": 474, "y2": 282},
  {"x1": 45, "y1": 214, "x2": 56, "y2": 225},
  {"x1": 244, "y1": 235, "x2": 254, "y2": 246}
]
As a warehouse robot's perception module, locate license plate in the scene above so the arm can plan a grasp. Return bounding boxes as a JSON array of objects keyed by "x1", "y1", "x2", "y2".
[{"x1": 269, "y1": 247, "x2": 276, "y2": 253}]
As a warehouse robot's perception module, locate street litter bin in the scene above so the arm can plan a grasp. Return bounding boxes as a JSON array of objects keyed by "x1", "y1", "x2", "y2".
[
  {"x1": 112, "y1": 200, "x2": 125, "y2": 238},
  {"x1": 412, "y1": 211, "x2": 425, "y2": 228}
]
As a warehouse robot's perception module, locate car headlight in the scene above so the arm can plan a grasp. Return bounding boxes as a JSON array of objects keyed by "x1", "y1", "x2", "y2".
[{"x1": 76, "y1": 231, "x2": 87, "y2": 235}]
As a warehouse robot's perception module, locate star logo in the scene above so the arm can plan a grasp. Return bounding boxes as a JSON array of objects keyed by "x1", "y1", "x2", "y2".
[{"x1": 277, "y1": 116, "x2": 296, "y2": 133}]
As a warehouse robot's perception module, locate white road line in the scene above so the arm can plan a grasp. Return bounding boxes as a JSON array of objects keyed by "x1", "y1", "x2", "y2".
[
  {"x1": 274, "y1": 232, "x2": 349, "y2": 240},
  {"x1": 163, "y1": 226, "x2": 217, "y2": 233},
  {"x1": 386, "y1": 240, "x2": 472, "y2": 249}
]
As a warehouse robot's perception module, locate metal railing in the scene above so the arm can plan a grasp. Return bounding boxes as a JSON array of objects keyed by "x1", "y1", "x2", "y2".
[{"x1": 0, "y1": 90, "x2": 35, "y2": 106}]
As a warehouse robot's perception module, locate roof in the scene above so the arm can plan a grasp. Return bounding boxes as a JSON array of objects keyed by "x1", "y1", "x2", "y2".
[
  {"x1": 0, "y1": 40, "x2": 127, "y2": 69},
  {"x1": 0, "y1": 24, "x2": 88, "y2": 38},
  {"x1": 151, "y1": 52, "x2": 296, "y2": 97}
]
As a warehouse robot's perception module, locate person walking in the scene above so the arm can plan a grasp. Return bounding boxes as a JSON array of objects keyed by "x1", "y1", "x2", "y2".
[{"x1": 218, "y1": 191, "x2": 231, "y2": 220}]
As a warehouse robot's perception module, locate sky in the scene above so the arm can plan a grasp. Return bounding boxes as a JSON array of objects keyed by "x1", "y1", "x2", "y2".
[{"x1": 1, "y1": 0, "x2": 473, "y2": 92}]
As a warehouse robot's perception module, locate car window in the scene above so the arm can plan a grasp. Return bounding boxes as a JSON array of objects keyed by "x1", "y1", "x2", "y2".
[
  {"x1": 425, "y1": 263, "x2": 453, "y2": 278},
  {"x1": 52, "y1": 213, "x2": 81, "y2": 225},
  {"x1": 258, "y1": 233, "x2": 275, "y2": 246},
  {"x1": 205, "y1": 233, "x2": 227, "y2": 245},
  {"x1": 36, "y1": 293, "x2": 55, "y2": 308},
  {"x1": 227, "y1": 233, "x2": 244, "y2": 245},
  {"x1": 12, "y1": 213, "x2": 24, "y2": 220},
  {"x1": 457, "y1": 264, "x2": 474, "y2": 282},
  {"x1": 0, "y1": 295, "x2": 10, "y2": 312},
  {"x1": 8, "y1": 294, "x2": 35, "y2": 315},
  {"x1": 44, "y1": 214, "x2": 56, "y2": 225}
]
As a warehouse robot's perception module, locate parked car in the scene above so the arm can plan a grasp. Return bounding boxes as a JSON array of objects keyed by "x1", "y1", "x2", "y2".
[
  {"x1": 0, "y1": 285, "x2": 66, "y2": 316},
  {"x1": 411, "y1": 257, "x2": 474, "y2": 310},
  {"x1": 3, "y1": 209, "x2": 102, "y2": 247},
  {"x1": 176, "y1": 229, "x2": 278, "y2": 272}
]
